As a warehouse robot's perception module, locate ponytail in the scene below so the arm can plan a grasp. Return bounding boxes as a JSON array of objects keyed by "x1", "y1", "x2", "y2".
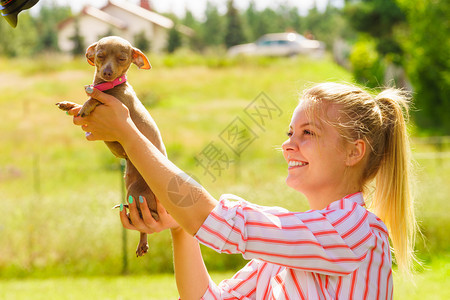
[{"x1": 371, "y1": 89, "x2": 417, "y2": 273}]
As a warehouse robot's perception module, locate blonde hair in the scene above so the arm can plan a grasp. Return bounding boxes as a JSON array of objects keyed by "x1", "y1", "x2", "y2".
[{"x1": 301, "y1": 82, "x2": 417, "y2": 273}]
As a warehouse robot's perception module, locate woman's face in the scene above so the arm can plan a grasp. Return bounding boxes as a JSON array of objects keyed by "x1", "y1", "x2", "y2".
[{"x1": 281, "y1": 101, "x2": 350, "y2": 201}]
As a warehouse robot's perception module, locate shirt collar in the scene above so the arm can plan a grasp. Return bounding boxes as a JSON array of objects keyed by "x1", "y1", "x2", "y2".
[{"x1": 326, "y1": 192, "x2": 365, "y2": 210}]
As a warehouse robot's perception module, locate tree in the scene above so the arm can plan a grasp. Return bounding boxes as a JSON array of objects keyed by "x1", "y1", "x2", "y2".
[
  {"x1": 396, "y1": 0, "x2": 450, "y2": 133},
  {"x1": 224, "y1": 0, "x2": 246, "y2": 48},
  {"x1": 70, "y1": 18, "x2": 85, "y2": 56},
  {"x1": 182, "y1": 9, "x2": 204, "y2": 51},
  {"x1": 34, "y1": 3, "x2": 71, "y2": 52},
  {"x1": 167, "y1": 25, "x2": 182, "y2": 53},
  {"x1": 303, "y1": 4, "x2": 353, "y2": 49},
  {"x1": 134, "y1": 30, "x2": 151, "y2": 52},
  {"x1": 345, "y1": 0, "x2": 405, "y2": 62},
  {"x1": 202, "y1": 1, "x2": 225, "y2": 46},
  {"x1": 0, "y1": 12, "x2": 38, "y2": 57}
]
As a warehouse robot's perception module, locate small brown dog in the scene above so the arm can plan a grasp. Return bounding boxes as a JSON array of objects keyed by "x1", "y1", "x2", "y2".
[{"x1": 56, "y1": 36, "x2": 166, "y2": 257}]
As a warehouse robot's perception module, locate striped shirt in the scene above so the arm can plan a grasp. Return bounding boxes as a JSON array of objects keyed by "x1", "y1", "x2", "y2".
[{"x1": 195, "y1": 192, "x2": 393, "y2": 299}]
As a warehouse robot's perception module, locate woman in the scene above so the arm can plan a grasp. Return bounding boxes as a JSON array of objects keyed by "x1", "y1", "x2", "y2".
[{"x1": 68, "y1": 82, "x2": 417, "y2": 299}]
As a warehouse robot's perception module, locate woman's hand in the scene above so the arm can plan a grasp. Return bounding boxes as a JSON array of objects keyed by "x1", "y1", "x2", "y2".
[
  {"x1": 120, "y1": 196, "x2": 180, "y2": 234},
  {"x1": 70, "y1": 88, "x2": 137, "y2": 143}
]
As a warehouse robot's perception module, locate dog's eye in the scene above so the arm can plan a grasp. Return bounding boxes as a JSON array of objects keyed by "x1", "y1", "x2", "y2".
[
  {"x1": 97, "y1": 55, "x2": 105, "y2": 60},
  {"x1": 118, "y1": 58, "x2": 127, "y2": 62}
]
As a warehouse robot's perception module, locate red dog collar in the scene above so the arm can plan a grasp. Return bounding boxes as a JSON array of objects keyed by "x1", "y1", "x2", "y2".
[{"x1": 87, "y1": 75, "x2": 127, "y2": 92}]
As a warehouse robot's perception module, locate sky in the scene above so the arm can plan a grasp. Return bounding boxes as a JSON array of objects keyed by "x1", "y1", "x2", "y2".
[{"x1": 34, "y1": 0, "x2": 343, "y2": 19}]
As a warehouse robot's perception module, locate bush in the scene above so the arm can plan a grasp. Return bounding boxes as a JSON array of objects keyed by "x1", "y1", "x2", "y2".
[{"x1": 349, "y1": 37, "x2": 385, "y2": 88}]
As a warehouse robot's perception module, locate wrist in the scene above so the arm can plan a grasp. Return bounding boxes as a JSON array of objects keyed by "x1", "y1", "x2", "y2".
[
  {"x1": 170, "y1": 226, "x2": 188, "y2": 238},
  {"x1": 117, "y1": 120, "x2": 140, "y2": 145}
]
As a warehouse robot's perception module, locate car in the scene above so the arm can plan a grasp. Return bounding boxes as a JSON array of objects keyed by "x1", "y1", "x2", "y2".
[{"x1": 227, "y1": 32, "x2": 325, "y2": 57}]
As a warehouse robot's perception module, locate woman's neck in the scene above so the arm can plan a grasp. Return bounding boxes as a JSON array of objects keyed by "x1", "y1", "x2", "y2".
[{"x1": 305, "y1": 186, "x2": 361, "y2": 210}]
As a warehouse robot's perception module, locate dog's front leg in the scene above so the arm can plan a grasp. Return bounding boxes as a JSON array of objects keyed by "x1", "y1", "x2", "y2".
[{"x1": 77, "y1": 98, "x2": 101, "y2": 117}]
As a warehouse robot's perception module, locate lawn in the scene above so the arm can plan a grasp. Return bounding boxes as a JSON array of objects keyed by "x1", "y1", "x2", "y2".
[
  {"x1": 0, "y1": 257, "x2": 449, "y2": 299},
  {"x1": 0, "y1": 52, "x2": 449, "y2": 298}
]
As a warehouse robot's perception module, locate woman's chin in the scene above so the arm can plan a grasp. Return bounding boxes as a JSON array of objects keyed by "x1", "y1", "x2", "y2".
[{"x1": 285, "y1": 175, "x2": 304, "y2": 192}]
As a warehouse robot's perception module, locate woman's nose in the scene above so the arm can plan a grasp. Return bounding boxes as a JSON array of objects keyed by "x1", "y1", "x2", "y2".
[{"x1": 282, "y1": 138, "x2": 296, "y2": 152}]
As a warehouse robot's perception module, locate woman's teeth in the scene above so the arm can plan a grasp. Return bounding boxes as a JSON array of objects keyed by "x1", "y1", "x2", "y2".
[{"x1": 288, "y1": 160, "x2": 308, "y2": 167}]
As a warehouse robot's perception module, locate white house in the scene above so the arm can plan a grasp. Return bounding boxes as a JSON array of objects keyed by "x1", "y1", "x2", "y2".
[{"x1": 57, "y1": 0, "x2": 192, "y2": 53}]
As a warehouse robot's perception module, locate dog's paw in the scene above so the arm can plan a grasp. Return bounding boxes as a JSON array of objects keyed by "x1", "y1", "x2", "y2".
[
  {"x1": 136, "y1": 241, "x2": 149, "y2": 257},
  {"x1": 55, "y1": 101, "x2": 77, "y2": 111}
]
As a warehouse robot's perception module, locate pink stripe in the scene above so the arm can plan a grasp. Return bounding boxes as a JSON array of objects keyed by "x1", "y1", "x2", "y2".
[
  {"x1": 256, "y1": 261, "x2": 267, "y2": 282},
  {"x1": 342, "y1": 211, "x2": 369, "y2": 239},
  {"x1": 317, "y1": 273, "x2": 326, "y2": 298},
  {"x1": 246, "y1": 220, "x2": 308, "y2": 230},
  {"x1": 196, "y1": 235, "x2": 232, "y2": 254},
  {"x1": 201, "y1": 224, "x2": 238, "y2": 247},
  {"x1": 302, "y1": 216, "x2": 327, "y2": 223},
  {"x1": 376, "y1": 236, "x2": 385, "y2": 299},
  {"x1": 350, "y1": 232, "x2": 373, "y2": 250},
  {"x1": 259, "y1": 259, "x2": 357, "y2": 275},
  {"x1": 210, "y1": 212, "x2": 247, "y2": 242},
  {"x1": 331, "y1": 203, "x2": 357, "y2": 227},
  {"x1": 349, "y1": 269, "x2": 357, "y2": 300},
  {"x1": 246, "y1": 235, "x2": 347, "y2": 249},
  {"x1": 246, "y1": 248, "x2": 365, "y2": 263},
  {"x1": 231, "y1": 268, "x2": 257, "y2": 292},
  {"x1": 207, "y1": 284, "x2": 219, "y2": 300},
  {"x1": 387, "y1": 269, "x2": 392, "y2": 300},
  {"x1": 314, "y1": 229, "x2": 339, "y2": 236},
  {"x1": 363, "y1": 238, "x2": 377, "y2": 299},
  {"x1": 336, "y1": 276, "x2": 342, "y2": 299},
  {"x1": 370, "y1": 223, "x2": 389, "y2": 235},
  {"x1": 246, "y1": 286, "x2": 256, "y2": 298},
  {"x1": 274, "y1": 274, "x2": 289, "y2": 298},
  {"x1": 290, "y1": 269, "x2": 306, "y2": 299}
]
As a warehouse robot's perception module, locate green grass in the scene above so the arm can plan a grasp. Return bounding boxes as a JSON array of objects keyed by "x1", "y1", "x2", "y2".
[
  {"x1": 0, "y1": 51, "x2": 449, "y2": 298},
  {"x1": 0, "y1": 258, "x2": 449, "y2": 299}
]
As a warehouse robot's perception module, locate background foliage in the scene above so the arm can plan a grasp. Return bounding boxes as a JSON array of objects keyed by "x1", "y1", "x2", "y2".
[{"x1": 0, "y1": 0, "x2": 447, "y2": 133}]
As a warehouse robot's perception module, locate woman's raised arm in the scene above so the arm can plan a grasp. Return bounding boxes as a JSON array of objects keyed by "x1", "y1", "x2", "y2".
[{"x1": 71, "y1": 88, "x2": 218, "y2": 235}]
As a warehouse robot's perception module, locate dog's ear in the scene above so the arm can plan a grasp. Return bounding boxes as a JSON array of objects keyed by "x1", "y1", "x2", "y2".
[
  {"x1": 85, "y1": 42, "x2": 98, "y2": 66},
  {"x1": 132, "y1": 48, "x2": 151, "y2": 70}
]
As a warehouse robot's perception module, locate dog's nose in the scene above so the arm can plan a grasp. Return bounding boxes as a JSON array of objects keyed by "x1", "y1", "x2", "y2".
[
  {"x1": 102, "y1": 65, "x2": 114, "y2": 79},
  {"x1": 103, "y1": 69, "x2": 113, "y2": 78}
]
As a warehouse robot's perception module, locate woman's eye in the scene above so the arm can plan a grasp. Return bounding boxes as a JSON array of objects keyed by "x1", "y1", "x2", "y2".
[
  {"x1": 303, "y1": 129, "x2": 314, "y2": 136},
  {"x1": 286, "y1": 131, "x2": 293, "y2": 137}
]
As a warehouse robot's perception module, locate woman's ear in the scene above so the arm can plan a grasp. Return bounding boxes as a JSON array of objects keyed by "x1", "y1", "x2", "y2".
[{"x1": 345, "y1": 139, "x2": 366, "y2": 167}]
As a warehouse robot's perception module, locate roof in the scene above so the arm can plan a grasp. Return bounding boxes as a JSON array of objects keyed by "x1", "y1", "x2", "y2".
[
  {"x1": 58, "y1": 0, "x2": 193, "y2": 36},
  {"x1": 83, "y1": 5, "x2": 128, "y2": 30},
  {"x1": 104, "y1": 0, "x2": 174, "y2": 29}
]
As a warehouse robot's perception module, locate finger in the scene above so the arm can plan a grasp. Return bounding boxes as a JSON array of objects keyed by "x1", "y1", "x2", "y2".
[
  {"x1": 155, "y1": 197, "x2": 168, "y2": 218},
  {"x1": 119, "y1": 204, "x2": 137, "y2": 230},
  {"x1": 85, "y1": 131, "x2": 97, "y2": 141},
  {"x1": 73, "y1": 115, "x2": 85, "y2": 126},
  {"x1": 87, "y1": 88, "x2": 120, "y2": 106},
  {"x1": 81, "y1": 124, "x2": 89, "y2": 132},
  {"x1": 139, "y1": 196, "x2": 157, "y2": 226},
  {"x1": 127, "y1": 196, "x2": 146, "y2": 230},
  {"x1": 68, "y1": 105, "x2": 82, "y2": 116}
]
